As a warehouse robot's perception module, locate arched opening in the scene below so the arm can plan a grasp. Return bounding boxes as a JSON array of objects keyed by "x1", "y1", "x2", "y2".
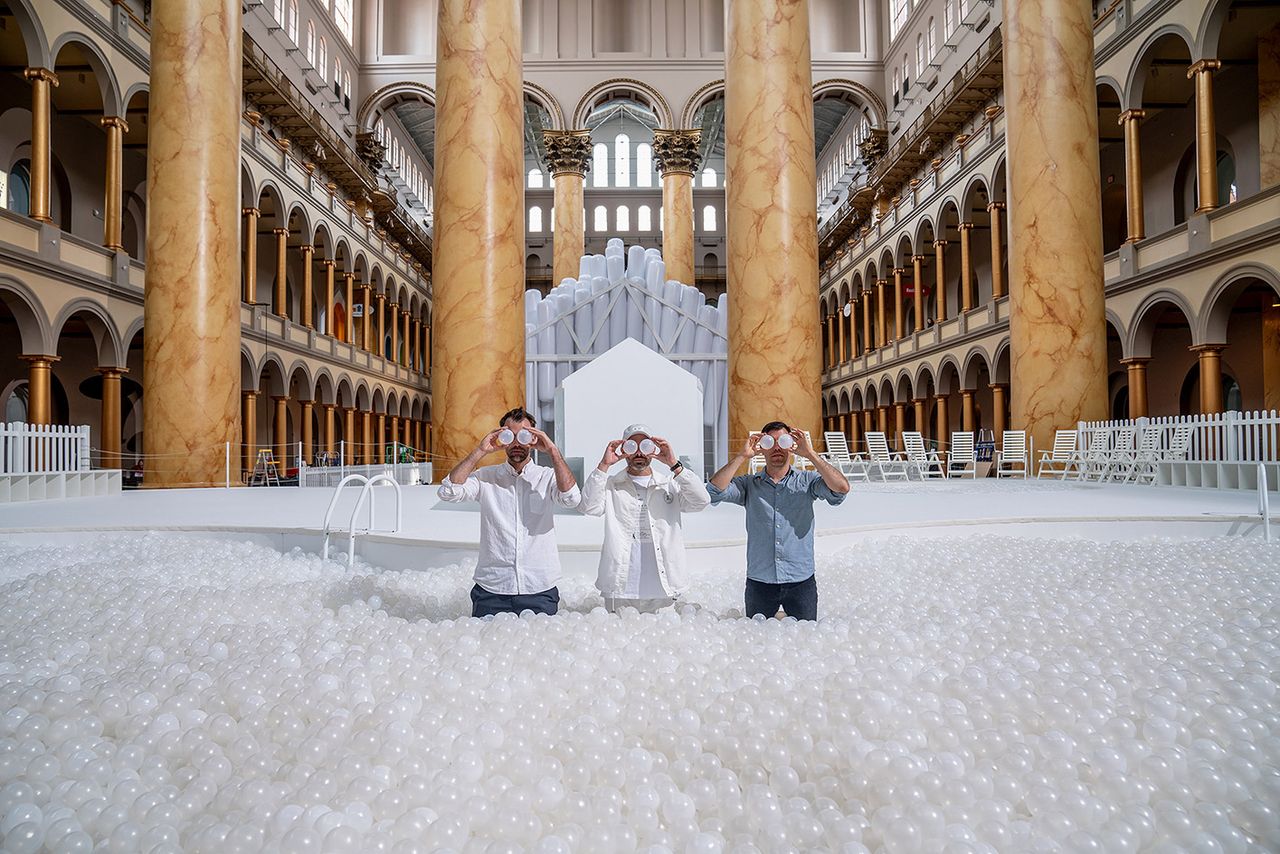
[{"x1": 1130, "y1": 33, "x2": 1196, "y2": 232}]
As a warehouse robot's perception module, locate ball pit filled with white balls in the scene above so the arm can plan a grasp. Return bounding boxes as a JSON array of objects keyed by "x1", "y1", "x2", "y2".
[{"x1": 1, "y1": 534, "x2": 1278, "y2": 854}]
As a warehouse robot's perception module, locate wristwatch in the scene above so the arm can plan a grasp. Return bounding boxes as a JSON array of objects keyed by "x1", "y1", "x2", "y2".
[{"x1": 670, "y1": 461, "x2": 684, "y2": 475}]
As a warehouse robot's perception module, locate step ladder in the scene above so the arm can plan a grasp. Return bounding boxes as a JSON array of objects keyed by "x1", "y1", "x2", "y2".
[{"x1": 249, "y1": 449, "x2": 280, "y2": 486}]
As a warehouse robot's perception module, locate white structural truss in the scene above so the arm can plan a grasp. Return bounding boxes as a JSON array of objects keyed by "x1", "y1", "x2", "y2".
[{"x1": 525, "y1": 239, "x2": 729, "y2": 468}]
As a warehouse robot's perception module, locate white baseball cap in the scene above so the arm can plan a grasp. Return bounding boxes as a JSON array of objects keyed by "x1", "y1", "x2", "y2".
[{"x1": 620, "y1": 423, "x2": 652, "y2": 439}]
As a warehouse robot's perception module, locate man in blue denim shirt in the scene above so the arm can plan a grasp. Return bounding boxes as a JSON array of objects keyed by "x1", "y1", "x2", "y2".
[{"x1": 707, "y1": 421, "x2": 850, "y2": 620}]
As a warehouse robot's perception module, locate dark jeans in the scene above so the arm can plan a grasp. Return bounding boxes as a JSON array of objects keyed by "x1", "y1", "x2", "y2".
[
  {"x1": 470, "y1": 584, "x2": 559, "y2": 618},
  {"x1": 745, "y1": 575, "x2": 817, "y2": 621}
]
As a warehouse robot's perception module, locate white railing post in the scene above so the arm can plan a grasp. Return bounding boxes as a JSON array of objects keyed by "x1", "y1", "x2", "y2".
[
  {"x1": 225, "y1": 442, "x2": 231, "y2": 488},
  {"x1": 1260, "y1": 462, "x2": 1271, "y2": 544}
]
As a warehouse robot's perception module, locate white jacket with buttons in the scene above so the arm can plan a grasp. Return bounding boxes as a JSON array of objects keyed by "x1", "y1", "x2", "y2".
[{"x1": 579, "y1": 466, "x2": 711, "y2": 597}]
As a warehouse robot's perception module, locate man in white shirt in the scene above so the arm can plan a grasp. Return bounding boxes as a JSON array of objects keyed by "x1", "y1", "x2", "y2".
[
  {"x1": 580, "y1": 424, "x2": 710, "y2": 612},
  {"x1": 437, "y1": 407, "x2": 581, "y2": 617}
]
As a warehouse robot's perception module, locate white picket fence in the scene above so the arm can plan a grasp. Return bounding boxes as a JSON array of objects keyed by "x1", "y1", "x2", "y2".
[
  {"x1": 0, "y1": 422, "x2": 119, "y2": 502},
  {"x1": 2, "y1": 422, "x2": 91, "y2": 473},
  {"x1": 1078, "y1": 410, "x2": 1280, "y2": 491}
]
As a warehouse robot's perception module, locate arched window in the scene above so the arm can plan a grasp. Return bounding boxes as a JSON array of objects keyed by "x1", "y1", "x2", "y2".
[
  {"x1": 616, "y1": 205, "x2": 630, "y2": 231},
  {"x1": 892, "y1": 68, "x2": 901, "y2": 98},
  {"x1": 343, "y1": 71, "x2": 351, "y2": 100},
  {"x1": 593, "y1": 205, "x2": 608, "y2": 232},
  {"x1": 945, "y1": 0, "x2": 957, "y2": 35},
  {"x1": 529, "y1": 206, "x2": 543, "y2": 232},
  {"x1": 287, "y1": 0, "x2": 299, "y2": 43},
  {"x1": 637, "y1": 205, "x2": 652, "y2": 231},
  {"x1": 305, "y1": 20, "x2": 315, "y2": 65},
  {"x1": 636, "y1": 143, "x2": 653, "y2": 187},
  {"x1": 701, "y1": 167, "x2": 717, "y2": 188},
  {"x1": 960, "y1": 0, "x2": 971, "y2": 17},
  {"x1": 614, "y1": 134, "x2": 631, "y2": 187},
  {"x1": 916, "y1": 33, "x2": 925, "y2": 72},
  {"x1": 334, "y1": 0, "x2": 353, "y2": 42},
  {"x1": 6, "y1": 161, "x2": 31, "y2": 216},
  {"x1": 903, "y1": 53, "x2": 911, "y2": 87},
  {"x1": 592, "y1": 143, "x2": 608, "y2": 187},
  {"x1": 702, "y1": 205, "x2": 717, "y2": 231},
  {"x1": 318, "y1": 37, "x2": 328, "y2": 81},
  {"x1": 272, "y1": 0, "x2": 283, "y2": 22},
  {"x1": 528, "y1": 168, "x2": 544, "y2": 188},
  {"x1": 927, "y1": 18, "x2": 937, "y2": 57}
]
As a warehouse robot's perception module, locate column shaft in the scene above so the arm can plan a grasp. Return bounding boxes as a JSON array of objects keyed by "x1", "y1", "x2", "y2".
[
  {"x1": 893, "y1": 268, "x2": 905, "y2": 340},
  {"x1": 377, "y1": 413, "x2": 386, "y2": 461},
  {"x1": 344, "y1": 273, "x2": 355, "y2": 344},
  {"x1": 273, "y1": 396, "x2": 288, "y2": 474},
  {"x1": 1122, "y1": 358, "x2": 1149, "y2": 419},
  {"x1": 242, "y1": 208, "x2": 259, "y2": 303},
  {"x1": 552, "y1": 171, "x2": 586, "y2": 285},
  {"x1": 323, "y1": 404, "x2": 335, "y2": 454},
  {"x1": 725, "y1": 0, "x2": 819, "y2": 449},
  {"x1": 959, "y1": 223, "x2": 974, "y2": 312},
  {"x1": 273, "y1": 228, "x2": 289, "y2": 318},
  {"x1": 144, "y1": 0, "x2": 241, "y2": 487},
  {"x1": 362, "y1": 287, "x2": 373, "y2": 351},
  {"x1": 23, "y1": 68, "x2": 57, "y2": 223},
  {"x1": 988, "y1": 203, "x2": 1006, "y2": 299},
  {"x1": 102, "y1": 117, "x2": 127, "y2": 250},
  {"x1": 1120, "y1": 110, "x2": 1146, "y2": 241},
  {"x1": 377, "y1": 295, "x2": 387, "y2": 358},
  {"x1": 961, "y1": 390, "x2": 975, "y2": 433},
  {"x1": 1189, "y1": 60, "x2": 1222, "y2": 213},
  {"x1": 992, "y1": 384, "x2": 1008, "y2": 448},
  {"x1": 935, "y1": 394, "x2": 949, "y2": 453},
  {"x1": 836, "y1": 308, "x2": 846, "y2": 364},
  {"x1": 300, "y1": 245, "x2": 314, "y2": 328},
  {"x1": 301, "y1": 401, "x2": 314, "y2": 465},
  {"x1": 876, "y1": 281, "x2": 887, "y2": 347},
  {"x1": 432, "y1": 0, "x2": 524, "y2": 466},
  {"x1": 661, "y1": 170, "x2": 695, "y2": 284},
  {"x1": 402, "y1": 311, "x2": 411, "y2": 366},
  {"x1": 98, "y1": 368, "x2": 123, "y2": 468},
  {"x1": 342, "y1": 408, "x2": 355, "y2": 460},
  {"x1": 1193, "y1": 345, "x2": 1225, "y2": 414},
  {"x1": 862, "y1": 291, "x2": 872, "y2": 354},
  {"x1": 893, "y1": 403, "x2": 906, "y2": 449},
  {"x1": 912, "y1": 255, "x2": 924, "y2": 332},
  {"x1": 361, "y1": 411, "x2": 372, "y2": 465},
  {"x1": 934, "y1": 240, "x2": 948, "y2": 322},
  {"x1": 1003, "y1": 0, "x2": 1108, "y2": 455},
  {"x1": 21, "y1": 356, "x2": 57, "y2": 425},
  {"x1": 242, "y1": 391, "x2": 257, "y2": 478},
  {"x1": 322, "y1": 261, "x2": 335, "y2": 336},
  {"x1": 824, "y1": 315, "x2": 835, "y2": 367},
  {"x1": 913, "y1": 399, "x2": 926, "y2": 439}
]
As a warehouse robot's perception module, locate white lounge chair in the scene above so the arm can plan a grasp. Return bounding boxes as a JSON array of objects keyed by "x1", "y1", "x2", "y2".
[
  {"x1": 865, "y1": 431, "x2": 910, "y2": 480},
  {"x1": 902, "y1": 431, "x2": 945, "y2": 479},
  {"x1": 1126, "y1": 425, "x2": 1193, "y2": 484},
  {"x1": 997, "y1": 431, "x2": 1029, "y2": 478},
  {"x1": 822, "y1": 432, "x2": 869, "y2": 481},
  {"x1": 946, "y1": 432, "x2": 977, "y2": 478},
  {"x1": 1036, "y1": 430, "x2": 1078, "y2": 479},
  {"x1": 1092, "y1": 427, "x2": 1135, "y2": 481}
]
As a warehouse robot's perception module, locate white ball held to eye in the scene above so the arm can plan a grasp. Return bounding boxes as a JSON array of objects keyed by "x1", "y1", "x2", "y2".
[
  {"x1": 498, "y1": 428, "x2": 535, "y2": 446},
  {"x1": 621, "y1": 439, "x2": 659, "y2": 456},
  {"x1": 757, "y1": 434, "x2": 795, "y2": 451}
]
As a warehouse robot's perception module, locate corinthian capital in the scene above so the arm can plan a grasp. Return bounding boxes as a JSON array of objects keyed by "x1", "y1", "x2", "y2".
[
  {"x1": 652, "y1": 129, "x2": 702, "y2": 177},
  {"x1": 543, "y1": 130, "x2": 594, "y2": 177}
]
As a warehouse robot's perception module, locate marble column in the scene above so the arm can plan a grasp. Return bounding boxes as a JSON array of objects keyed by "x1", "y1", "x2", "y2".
[
  {"x1": 847, "y1": 409, "x2": 860, "y2": 452},
  {"x1": 1260, "y1": 27, "x2": 1280, "y2": 190},
  {"x1": 433, "y1": 0, "x2": 524, "y2": 467},
  {"x1": 403, "y1": 417, "x2": 411, "y2": 449},
  {"x1": 1119, "y1": 109, "x2": 1146, "y2": 241},
  {"x1": 322, "y1": 403, "x2": 335, "y2": 454},
  {"x1": 344, "y1": 273, "x2": 355, "y2": 344},
  {"x1": 913, "y1": 399, "x2": 926, "y2": 440},
  {"x1": 390, "y1": 302, "x2": 400, "y2": 361},
  {"x1": 272, "y1": 396, "x2": 288, "y2": 473},
  {"x1": 824, "y1": 315, "x2": 835, "y2": 367},
  {"x1": 97, "y1": 367, "x2": 124, "y2": 469},
  {"x1": 322, "y1": 260, "x2": 336, "y2": 336},
  {"x1": 376, "y1": 294, "x2": 387, "y2": 357},
  {"x1": 933, "y1": 239, "x2": 948, "y2": 322},
  {"x1": 361, "y1": 286, "x2": 373, "y2": 352},
  {"x1": 893, "y1": 268, "x2": 905, "y2": 341},
  {"x1": 390, "y1": 415, "x2": 400, "y2": 455},
  {"x1": 423, "y1": 323, "x2": 432, "y2": 377},
  {"x1": 862, "y1": 408, "x2": 873, "y2": 439},
  {"x1": 361, "y1": 410, "x2": 372, "y2": 465},
  {"x1": 241, "y1": 391, "x2": 257, "y2": 477},
  {"x1": 23, "y1": 68, "x2": 57, "y2": 224},
  {"x1": 143, "y1": 0, "x2": 241, "y2": 487},
  {"x1": 876, "y1": 280, "x2": 887, "y2": 347},
  {"x1": 376, "y1": 413, "x2": 386, "y2": 461},
  {"x1": 19, "y1": 356, "x2": 56, "y2": 425},
  {"x1": 991, "y1": 384, "x2": 1008, "y2": 447},
  {"x1": 835, "y1": 307, "x2": 847, "y2": 364},
  {"x1": 1121, "y1": 357, "x2": 1149, "y2": 418},
  {"x1": 1192, "y1": 344, "x2": 1225, "y2": 414},
  {"x1": 961, "y1": 390, "x2": 975, "y2": 433},
  {"x1": 412, "y1": 319, "x2": 422, "y2": 372},
  {"x1": 862, "y1": 289, "x2": 872, "y2": 353},
  {"x1": 1003, "y1": 0, "x2": 1108, "y2": 456},
  {"x1": 987, "y1": 203, "x2": 1006, "y2": 299},
  {"x1": 877, "y1": 405, "x2": 888, "y2": 434},
  {"x1": 844, "y1": 300, "x2": 856, "y2": 358},
  {"x1": 958, "y1": 222, "x2": 974, "y2": 312},
  {"x1": 725, "y1": 0, "x2": 819, "y2": 448},
  {"x1": 272, "y1": 227, "x2": 289, "y2": 318},
  {"x1": 893, "y1": 402, "x2": 906, "y2": 449},
  {"x1": 299, "y1": 245, "x2": 314, "y2": 328},
  {"x1": 342, "y1": 407, "x2": 355, "y2": 461},
  {"x1": 242, "y1": 208, "x2": 259, "y2": 303},
  {"x1": 402, "y1": 310, "x2": 411, "y2": 367},
  {"x1": 300, "y1": 400, "x2": 314, "y2": 465},
  {"x1": 544, "y1": 130, "x2": 593, "y2": 285},
  {"x1": 911, "y1": 255, "x2": 925, "y2": 332},
  {"x1": 653, "y1": 129, "x2": 701, "y2": 286},
  {"x1": 935, "y1": 393, "x2": 949, "y2": 453},
  {"x1": 1188, "y1": 59, "x2": 1222, "y2": 213},
  {"x1": 101, "y1": 116, "x2": 127, "y2": 250}
]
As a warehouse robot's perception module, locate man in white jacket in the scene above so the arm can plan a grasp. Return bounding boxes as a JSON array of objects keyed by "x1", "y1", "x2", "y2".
[{"x1": 580, "y1": 424, "x2": 711, "y2": 612}]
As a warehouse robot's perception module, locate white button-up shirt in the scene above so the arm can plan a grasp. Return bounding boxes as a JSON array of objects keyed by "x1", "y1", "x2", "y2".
[{"x1": 437, "y1": 461, "x2": 581, "y2": 595}]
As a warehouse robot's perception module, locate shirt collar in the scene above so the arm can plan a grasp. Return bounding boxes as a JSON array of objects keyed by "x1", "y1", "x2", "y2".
[{"x1": 754, "y1": 466, "x2": 795, "y2": 485}]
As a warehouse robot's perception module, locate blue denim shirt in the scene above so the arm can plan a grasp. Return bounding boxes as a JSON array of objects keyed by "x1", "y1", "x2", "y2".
[{"x1": 707, "y1": 468, "x2": 846, "y2": 583}]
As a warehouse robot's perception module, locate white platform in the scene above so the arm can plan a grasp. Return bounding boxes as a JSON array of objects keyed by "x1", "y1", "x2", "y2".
[{"x1": 0, "y1": 479, "x2": 1268, "y2": 577}]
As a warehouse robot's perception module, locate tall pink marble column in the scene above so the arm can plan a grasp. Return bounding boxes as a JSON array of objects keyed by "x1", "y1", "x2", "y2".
[
  {"x1": 725, "y1": 0, "x2": 820, "y2": 451},
  {"x1": 653, "y1": 129, "x2": 701, "y2": 286},
  {"x1": 544, "y1": 130, "x2": 593, "y2": 285},
  {"x1": 144, "y1": 0, "x2": 242, "y2": 487},
  {"x1": 1003, "y1": 0, "x2": 1107, "y2": 455},
  {"x1": 432, "y1": 0, "x2": 524, "y2": 465}
]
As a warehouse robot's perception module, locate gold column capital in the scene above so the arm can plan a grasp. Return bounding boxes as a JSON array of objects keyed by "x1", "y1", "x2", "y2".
[
  {"x1": 1186, "y1": 58, "x2": 1222, "y2": 78},
  {"x1": 1190, "y1": 343, "x2": 1227, "y2": 355},
  {"x1": 23, "y1": 67, "x2": 58, "y2": 86},
  {"x1": 299, "y1": 243, "x2": 314, "y2": 255},
  {"x1": 652, "y1": 128, "x2": 703, "y2": 176},
  {"x1": 1119, "y1": 356, "x2": 1151, "y2": 367},
  {"x1": 272, "y1": 227, "x2": 289, "y2": 237},
  {"x1": 320, "y1": 258, "x2": 336, "y2": 268},
  {"x1": 862, "y1": 287, "x2": 874, "y2": 296},
  {"x1": 242, "y1": 206, "x2": 260, "y2": 218},
  {"x1": 100, "y1": 115, "x2": 129, "y2": 132},
  {"x1": 242, "y1": 389, "x2": 258, "y2": 400},
  {"x1": 271, "y1": 394, "x2": 290, "y2": 404},
  {"x1": 543, "y1": 129, "x2": 594, "y2": 177},
  {"x1": 19, "y1": 354, "x2": 59, "y2": 366},
  {"x1": 910, "y1": 254, "x2": 927, "y2": 263},
  {"x1": 1117, "y1": 108, "x2": 1146, "y2": 125},
  {"x1": 892, "y1": 267, "x2": 906, "y2": 277},
  {"x1": 958, "y1": 221, "x2": 975, "y2": 232},
  {"x1": 989, "y1": 382, "x2": 1009, "y2": 391},
  {"x1": 934, "y1": 392, "x2": 949, "y2": 401},
  {"x1": 933, "y1": 239, "x2": 949, "y2": 248},
  {"x1": 876, "y1": 279, "x2": 888, "y2": 288},
  {"x1": 986, "y1": 201, "x2": 1006, "y2": 213},
  {"x1": 96, "y1": 366, "x2": 128, "y2": 377}
]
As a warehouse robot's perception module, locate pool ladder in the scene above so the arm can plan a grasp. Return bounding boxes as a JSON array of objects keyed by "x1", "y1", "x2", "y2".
[{"x1": 321, "y1": 474, "x2": 403, "y2": 565}]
